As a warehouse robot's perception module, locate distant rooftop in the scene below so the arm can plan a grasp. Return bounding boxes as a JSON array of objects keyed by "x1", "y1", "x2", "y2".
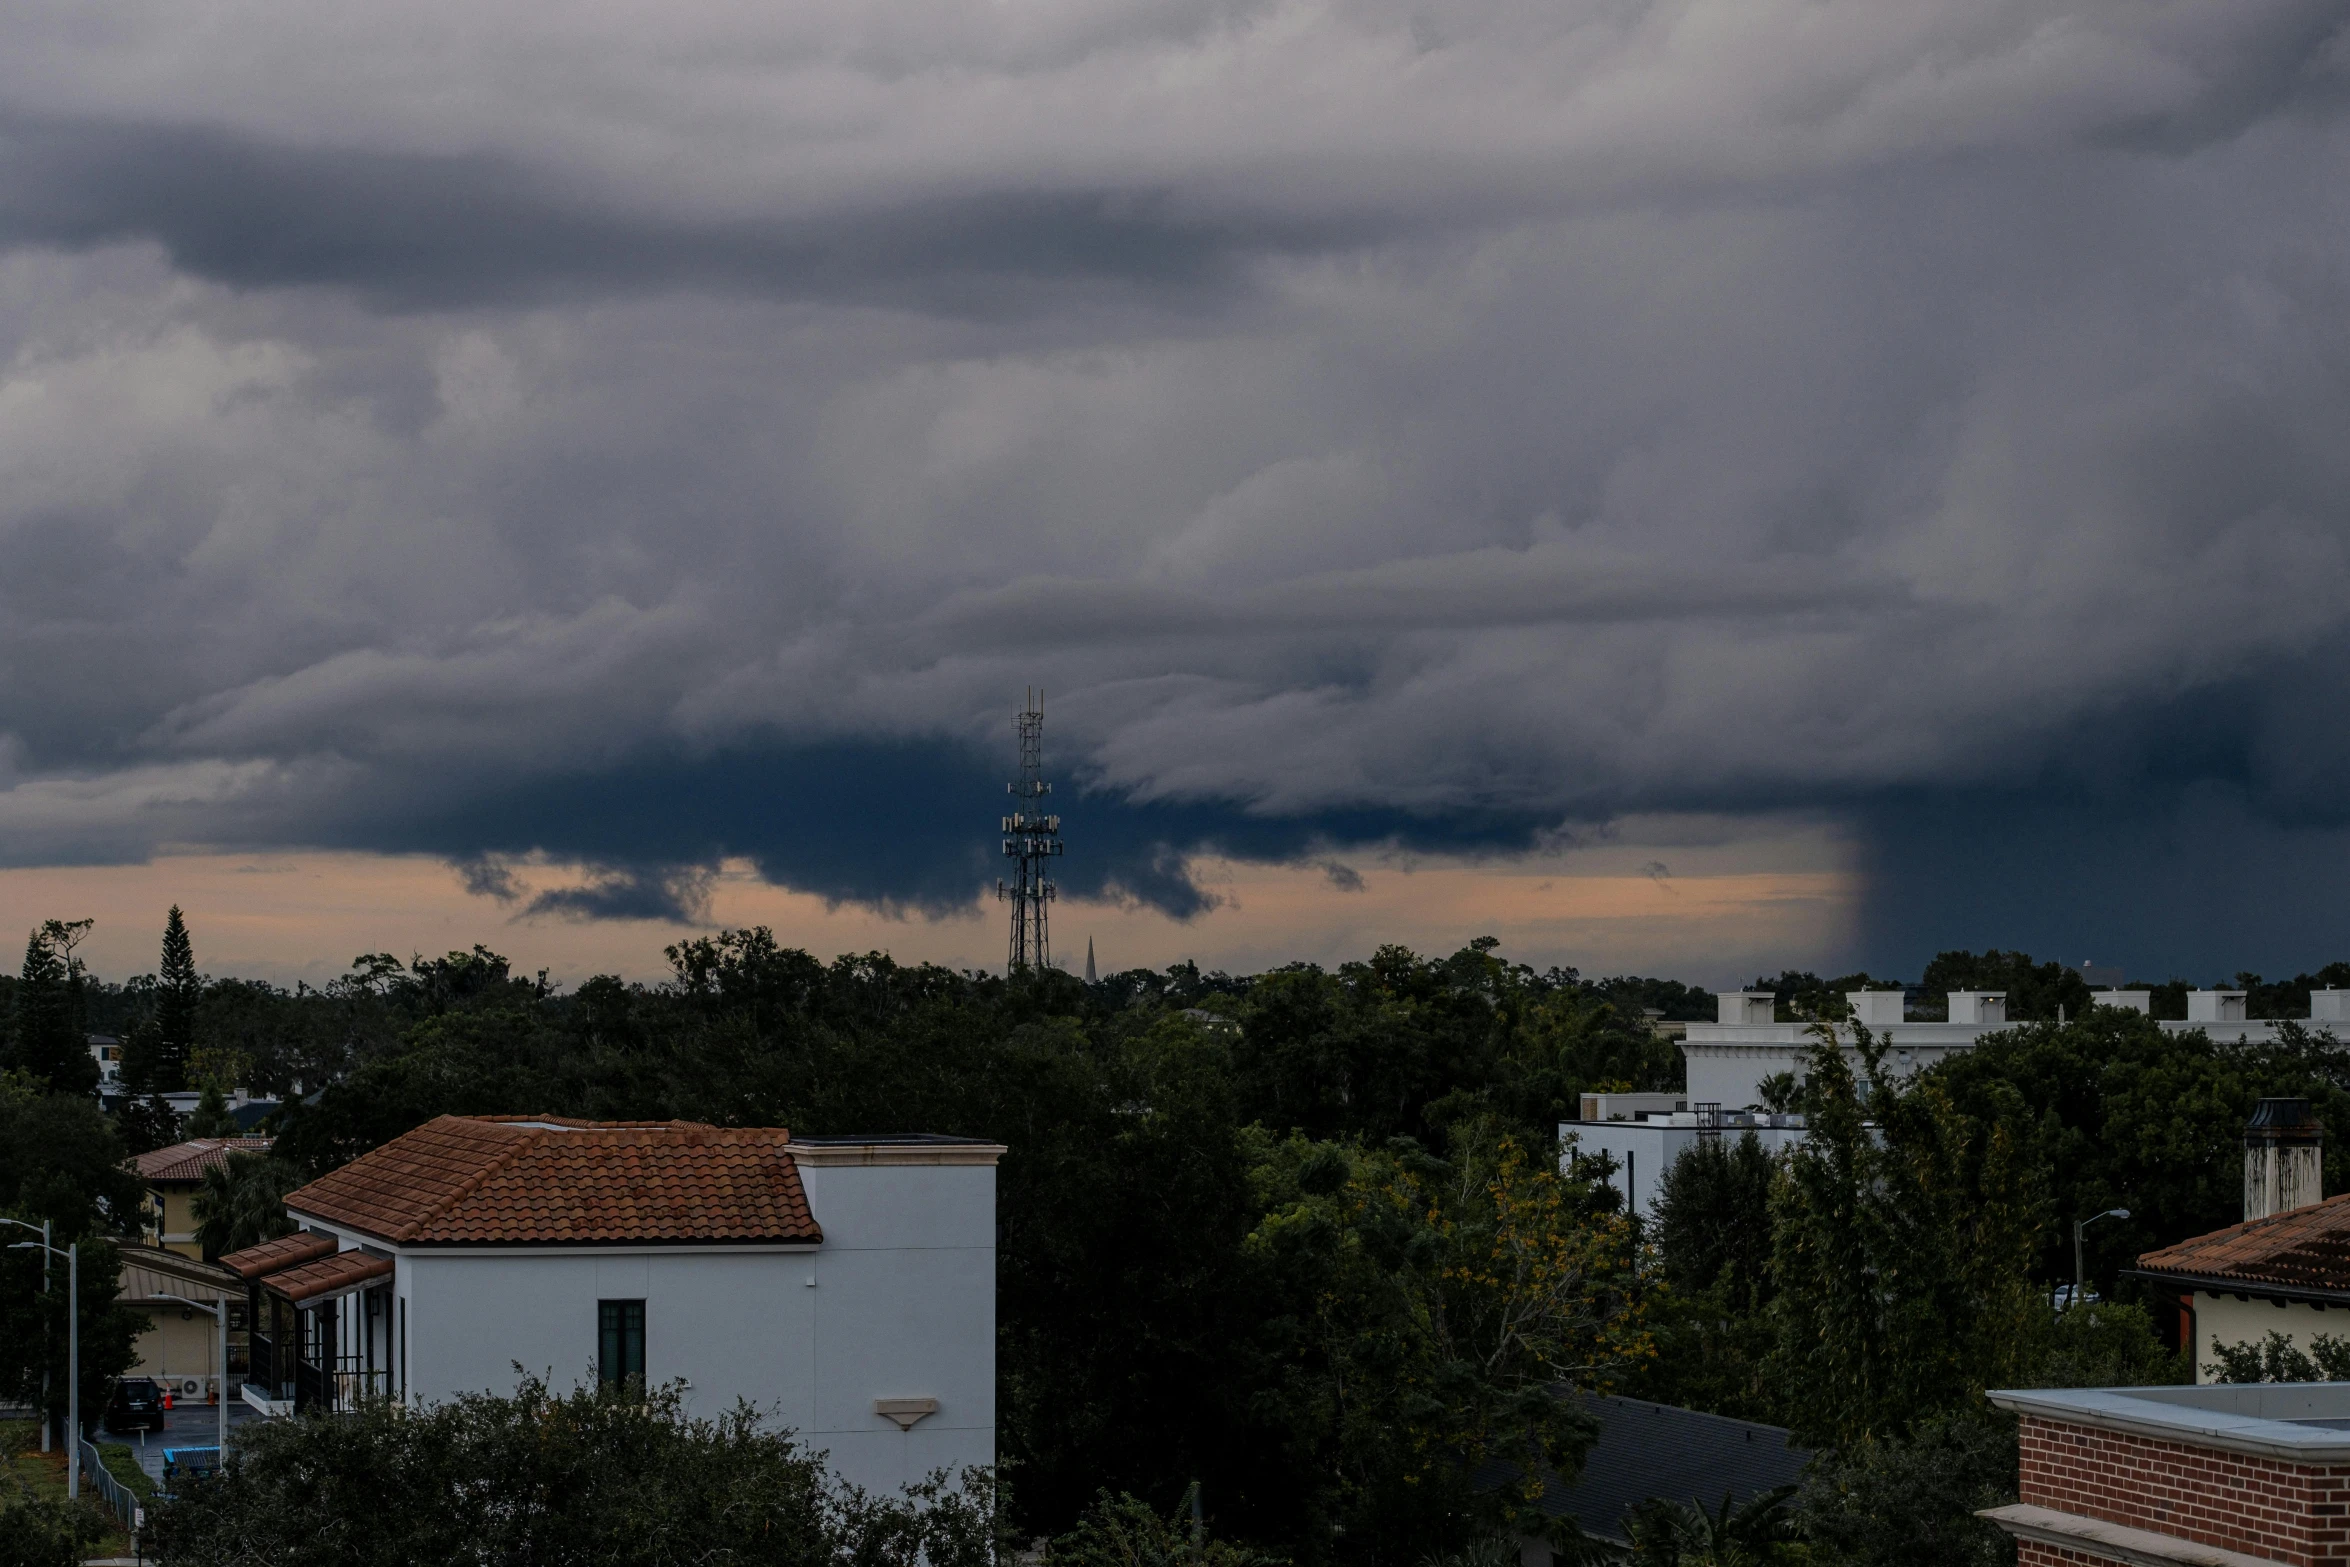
[
  {"x1": 1507, "y1": 1393, "x2": 1810, "y2": 1545},
  {"x1": 127, "y1": 1136, "x2": 274, "y2": 1184}
]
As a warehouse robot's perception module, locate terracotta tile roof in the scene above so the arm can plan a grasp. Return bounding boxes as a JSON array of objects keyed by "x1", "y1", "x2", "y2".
[
  {"x1": 262, "y1": 1248, "x2": 394, "y2": 1304},
  {"x1": 2137, "y1": 1194, "x2": 2350, "y2": 1296},
  {"x1": 127, "y1": 1136, "x2": 275, "y2": 1184},
  {"x1": 219, "y1": 1230, "x2": 338, "y2": 1280},
  {"x1": 283, "y1": 1115, "x2": 823, "y2": 1248}
]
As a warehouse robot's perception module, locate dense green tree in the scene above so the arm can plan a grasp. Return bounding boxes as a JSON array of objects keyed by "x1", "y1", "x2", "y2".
[
  {"x1": 2208, "y1": 1330, "x2": 2350, "y2": 1383},
  {"x1": 1930, "y1": 1010, "x2": 2350, "y2": 1298},
  {"x1": 1633, "y1": 1134, "x2": 1782, "y2": 1421},
  {"x1": 0, "y1": 1486, "x2": 108, "y2": 1567},
  {"x1": 1795, "y1": 1409, "x2": 2018, "y2": 1567},
  {"x1": 112, "y1": 1092, "x2": 182, "y2": 1154},
  {"x1": 1239, "y1": 1126, "x2": 1637, "y2": 1561},
  {"x1": 146, "y1": 1375, "x2": 1002, "y2": 1567},
  {"x1": 183, "y1": 1079, "x2": 237, "y2": 1137},
  {"x1": 1586, "y1": 976, "x2": 1716, "y2": 1025},
  {"x1": 0, "y1": 1071, "x2": 153, "y2": 1440},
  {"x1": 1045, "y1": 1490, "x2": 1287, "y2": 1567},
  {"x1": 2208, "y1": 965, "x2": 2350, "y2": 1021},
  {"x1": 1768, "y1": 1026, "x2": 2043, "y2": 1447},
  {"x1": 1918, "y1": 948, "x2": 2090, "y2": 1022}
]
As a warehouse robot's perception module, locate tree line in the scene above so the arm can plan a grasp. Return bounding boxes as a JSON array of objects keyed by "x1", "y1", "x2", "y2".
[{"x1": 5, "y1": 913, "x2": 2349, "y2": 1564}]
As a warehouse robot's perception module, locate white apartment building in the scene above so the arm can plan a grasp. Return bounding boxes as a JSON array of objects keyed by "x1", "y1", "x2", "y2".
[{"x1": 1570, "y1": 986, "x2": 2346, "y2": 1218}]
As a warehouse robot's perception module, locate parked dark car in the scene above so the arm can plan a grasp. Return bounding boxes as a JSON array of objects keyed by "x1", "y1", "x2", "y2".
[{"x1": 105, "y1": 1377, "x2": 167, "y2": 1433}]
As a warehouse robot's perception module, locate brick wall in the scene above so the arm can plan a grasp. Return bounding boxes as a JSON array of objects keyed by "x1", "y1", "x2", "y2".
[
  {"x1": 2019, "y1": 1413, "x2": 2350, "y2": 1566},
  {"x1": 2017, "y1": 1545, "x2": 2110, "y2": 1566}
]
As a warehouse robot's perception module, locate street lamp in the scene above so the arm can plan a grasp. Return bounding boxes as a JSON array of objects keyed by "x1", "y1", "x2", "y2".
[
  {"x1": 154, "y1": 1292, "x2": 232, "y2": 1461},
  {"x1": 0, "y1": 1217, "x2": 52, "y2": 1452},
  {"x1": 6, "y1": 1230, "x2": 78, "y2": 1499},
  {"x1": 2074, "y1": 1207, "x2": 2132, "y2": 1311}
]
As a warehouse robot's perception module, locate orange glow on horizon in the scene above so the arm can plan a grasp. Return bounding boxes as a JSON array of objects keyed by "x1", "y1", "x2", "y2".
[{"x1": 0, "y1": 831, "x2": 1858, "y2": 992}]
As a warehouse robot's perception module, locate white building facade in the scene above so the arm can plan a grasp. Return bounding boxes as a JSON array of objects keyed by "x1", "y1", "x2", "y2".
[
  {"x1": 223, "y1": 1117, "x2": 999, "y2": 1498},
  {"x1": 1570, "y1": 987, "x2": 2345, "y2": 1219}
]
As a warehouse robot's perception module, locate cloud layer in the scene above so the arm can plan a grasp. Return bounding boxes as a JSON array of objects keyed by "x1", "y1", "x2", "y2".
[{"x1": 0, "y1": 0, "x2": 2347, "y2": 971}]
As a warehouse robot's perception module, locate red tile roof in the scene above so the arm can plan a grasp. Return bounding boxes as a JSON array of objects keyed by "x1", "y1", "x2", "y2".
[
  {"x1": 2138, "y1": 1194, "x2": 2350, "y2": 1296},
  {"x1": 219, "y1": 1230, "x2": 338, "y2": 1280},
  {"x1": 128, "y1": 1137, "x2": 275, "y2": 1184},
  {"x1": 262, "y1": 1248, "x2": 394, "y2": 1304},
  {"x1": 283, "y1": 1115, "x2": 823, "y2": 1248}
]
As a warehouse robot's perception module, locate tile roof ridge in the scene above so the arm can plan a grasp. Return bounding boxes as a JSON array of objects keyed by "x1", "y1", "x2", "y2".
[
  {"x1": 2140, "y1": 1191, "x2": 2350, "y2": 1266},
  {"x1": 393, "y1": 1116, "x2": 549, "y2": 1245}
]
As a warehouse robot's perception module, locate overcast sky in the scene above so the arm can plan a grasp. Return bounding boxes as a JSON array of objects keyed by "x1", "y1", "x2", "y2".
[{"x1": 1, "y1": 0, "x2": 2346, "y2": 983}]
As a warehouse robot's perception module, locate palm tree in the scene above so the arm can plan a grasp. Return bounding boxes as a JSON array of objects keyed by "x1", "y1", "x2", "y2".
[
  {"x1": 192, "y1": 1152, "x2": 304, "y2": 1259},
  {"x1": 1623, "y1": 1485, "x2": 1799, "y2": 1566}
]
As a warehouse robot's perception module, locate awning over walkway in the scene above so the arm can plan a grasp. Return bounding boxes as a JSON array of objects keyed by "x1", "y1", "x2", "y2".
[
  {"x1": 261, "y1": 1248, "x2": 393, "y2": 1305},
  {"x1": 115, "y1": 1244, "x2": 240, "y2": 1303},
  {"x1": 219, "y1": 1231, "x2": 336, "y2": 1280}
]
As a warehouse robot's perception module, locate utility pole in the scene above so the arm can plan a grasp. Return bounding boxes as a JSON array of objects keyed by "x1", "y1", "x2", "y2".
[
  {"x1": 2073, "y1": 1207, "x2": 2131, "y2": 1309},
  {"x1": 6, "y1": 1227, "x2": 77, "y2": 1497},
  {"x1": 996, "y1": 689, "x2": 1065, "y2": 970},
  {"x1": 158, "y1": 1292, "x2": 232, "y2": 1459}
]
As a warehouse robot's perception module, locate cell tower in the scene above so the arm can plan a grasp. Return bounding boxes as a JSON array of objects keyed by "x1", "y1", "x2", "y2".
[{"x1": 996, "y1": 688, "x2": 1065, "y2": 969}]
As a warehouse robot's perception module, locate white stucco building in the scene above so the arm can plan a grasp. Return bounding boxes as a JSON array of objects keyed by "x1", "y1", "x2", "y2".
[
  {"x1": 1679, "y1": 988, "x2": 2024, "y2": 1111},
  {"x1": 1569, "y1": 987, "x2": 2346, "y2": 1219},
  {"x1": 222, "y1": 1116, "x2": 1000, "y2": 1497}
]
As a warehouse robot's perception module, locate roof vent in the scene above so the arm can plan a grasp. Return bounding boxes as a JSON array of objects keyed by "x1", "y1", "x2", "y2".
[{"x1": 2245, "y1": 1098, "x2": 2323, "y2": 1223}]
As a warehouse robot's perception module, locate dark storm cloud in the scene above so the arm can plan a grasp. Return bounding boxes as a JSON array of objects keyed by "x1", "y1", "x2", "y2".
[
  {"x1": 375, "y1": 739, "x2": 1560, "y2": 921},
  {"x1": 1, "y1": 0, "x2": 2349, "y2": 965},
  {"x1": 0, "y1": 117, "x2": 1272, "y2": 310}
]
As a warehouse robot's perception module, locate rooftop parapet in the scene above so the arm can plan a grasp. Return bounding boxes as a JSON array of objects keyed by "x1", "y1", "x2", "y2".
[
  {"x1": 1846, "y1": 990, "x2": 1905, "y2": 1027},
  {"x1": 2188, "y1": 989, "x2": 2248, "y2": 1023},
  {"x1": 1947, "y1": 991, "x2": 2007, "y2": 1026}
]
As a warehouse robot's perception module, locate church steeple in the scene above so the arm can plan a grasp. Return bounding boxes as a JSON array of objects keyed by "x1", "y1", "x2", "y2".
[{"x1": 1084, "y1": 937, "x2": 1097, "y2": 985}]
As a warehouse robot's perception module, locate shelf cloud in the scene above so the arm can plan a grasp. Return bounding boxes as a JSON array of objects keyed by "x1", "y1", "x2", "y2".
[{"x1": 0, "y1": 0, "x2": 2346, "y2": 972}]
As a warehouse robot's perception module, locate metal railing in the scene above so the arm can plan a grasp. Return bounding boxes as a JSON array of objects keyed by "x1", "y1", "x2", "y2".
[{"x1": 79, "y1": 1435, "x2": 145, "y2": 1530}]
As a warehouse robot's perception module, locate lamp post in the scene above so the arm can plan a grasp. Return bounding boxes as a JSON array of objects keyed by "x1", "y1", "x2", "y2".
[
  {"x1": 155, "y1": 1292, "x2": 232, "y2": 1460},
  {"x1": 0, "y1": 1218, "x2": 53, "y2": 1451},
  {"x1": 6, "y1": 1231, "x2": 78, "y2": 1498},
  {"x1": 2074, "y1": 1207, "x2": 2132, "y2": 1310}
]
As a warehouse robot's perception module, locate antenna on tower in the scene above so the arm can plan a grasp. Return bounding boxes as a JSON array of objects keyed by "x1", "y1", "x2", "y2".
[{"x1": 996, "y1": 688, "x2": 1065, "y2": 971}]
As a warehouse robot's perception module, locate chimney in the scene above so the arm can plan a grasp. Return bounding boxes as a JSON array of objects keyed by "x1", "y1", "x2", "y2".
[
  {"x1": 1948, "y1": 991, "x2": 2007, "y2": 1026},
  {"x1": 1719, "y1": 991, "x2": 1776, "y2": 1026},
  {"x1": 2244, "y1": 1098, "x2": 2323, "y2": 1222},
  {"x1": 1847, "y1": 990, "x2": 1905, "y2": 1028}
]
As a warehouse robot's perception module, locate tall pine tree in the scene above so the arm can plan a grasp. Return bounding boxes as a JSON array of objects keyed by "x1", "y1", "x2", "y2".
[
  {"x1": 156, "y1": 905, "x2": 200, "y2": 1091},
  {"x1": 6, "y1": 924, "x2": 98, "y2": 1094}
]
